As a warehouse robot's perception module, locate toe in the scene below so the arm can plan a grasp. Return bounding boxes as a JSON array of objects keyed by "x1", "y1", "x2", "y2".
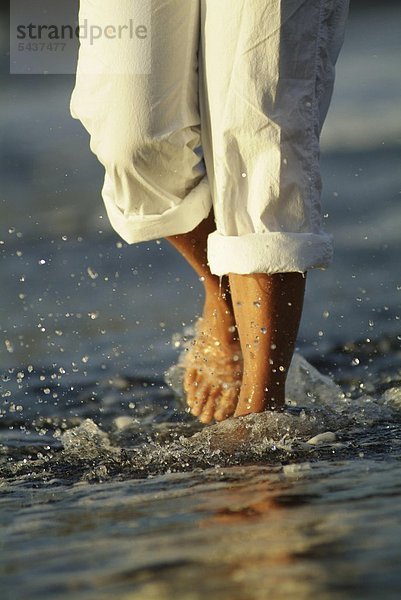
[
  {"x1": 191, "y1": 397, "x2": 204, "y2": 417},
  {"x1": 191, "y1": 380, "x2": 212, "y2": 416},
  {"x1": 190, "y1": 382, "x2": 209, "y2": 417},
  {"x1": 184, "y1": 368, "x2": 200, "y2": 408},
  {"x1": 183, "y1": 366, "x2": 198, "y2": 392},
  {"x1": 208, "y1": 384, "x2": 223, "y2": 402},
  {"x1": 199, "y1": 392, "x2": 216, "y2": 424},
  {"x1": 214, "y1": 387, "x2": 239, "y2": 421}
]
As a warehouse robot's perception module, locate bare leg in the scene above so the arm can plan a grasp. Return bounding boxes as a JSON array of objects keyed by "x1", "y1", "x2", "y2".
[
  {"x1": 166, "y1": 213, "x2": 305, "y2": 422},
  {"x1": 166, "y1": 211, "x2": 243, "y2": 423},
  {"x1": 228, "y1": 272, "x2": 306, "y2": 417}
]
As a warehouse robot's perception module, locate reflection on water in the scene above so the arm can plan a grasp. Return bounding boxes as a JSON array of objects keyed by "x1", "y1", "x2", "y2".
[{"x1": 2, "y1": 459, "x2": 401, "y2": 600}]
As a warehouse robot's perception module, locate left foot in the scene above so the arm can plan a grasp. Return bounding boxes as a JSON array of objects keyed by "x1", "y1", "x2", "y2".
[{"x1": 181, "y1": 292, "x2": 243, "y2": 424}]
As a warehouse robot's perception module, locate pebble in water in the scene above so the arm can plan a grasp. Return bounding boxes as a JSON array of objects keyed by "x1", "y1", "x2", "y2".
[{"x1": 306, "y1": 432, "x2": 337, "y2": 445}]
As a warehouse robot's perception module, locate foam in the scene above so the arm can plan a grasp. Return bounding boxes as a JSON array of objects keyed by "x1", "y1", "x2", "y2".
[{"x1": 57, "y1": 342, "x2": 400, "y2": 478}]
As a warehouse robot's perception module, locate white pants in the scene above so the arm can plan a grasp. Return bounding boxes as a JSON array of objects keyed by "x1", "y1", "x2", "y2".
[{"x1": 70, "y1": 0, "x2": 349, "y2": 275}]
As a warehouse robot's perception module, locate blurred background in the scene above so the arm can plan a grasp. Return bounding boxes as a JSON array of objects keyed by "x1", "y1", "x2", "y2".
[{"x1": 1, "y1": 0, "x2": 401, "y2": 382}]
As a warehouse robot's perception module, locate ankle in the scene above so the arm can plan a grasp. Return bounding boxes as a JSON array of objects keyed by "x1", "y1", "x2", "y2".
[
  {"x1": 204, "y1": 281, "x2": 234, "y2": 319},
  {"x1": 196, "y1": 295, "x2": 238, "y2": 348},
  {"x1": 203, "y1": 275, "x2": 231, "y2": 300},
  {"x1": 240, "y1": 377, "x2": 285, "y2": 408},
  {"x1": 234, "y1": 381, "x2": 285, "y2": 416}
]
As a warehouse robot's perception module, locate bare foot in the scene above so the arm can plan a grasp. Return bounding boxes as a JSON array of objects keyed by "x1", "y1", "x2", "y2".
[
  {"x1": 229, "y1": 272, "x2": 306, "y2": 418},
  {"x1": 166, "y1": 212, "x2": 306, "y2": 425},
  {"x1": 182, "y1": 295, "x2": 243, "y2": 424}
]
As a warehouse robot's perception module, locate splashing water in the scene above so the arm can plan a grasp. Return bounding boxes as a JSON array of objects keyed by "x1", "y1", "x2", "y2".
[
  {"x1": 40, "y1": 327, "x2": 399, "y2": 483},
  {"x1": 1, "y1": 319, "x2": 400, "y2": 487}
]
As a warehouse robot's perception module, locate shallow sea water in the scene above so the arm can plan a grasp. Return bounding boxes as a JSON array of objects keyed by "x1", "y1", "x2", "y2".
[
  {"x1": 2, "y1": 334, "x2": 401, "y2": 600},
  {"x1": 2, "y1": 4, "x2": 401, "y2": 600}
]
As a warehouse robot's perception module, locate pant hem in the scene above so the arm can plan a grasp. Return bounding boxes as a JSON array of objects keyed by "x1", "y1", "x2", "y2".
[
  {"x1": 102, "y1": 176, "x2": 212, "y2": 244},
  {"x1": 207, "y1": 230, "x2": 333, "y2": 275}
]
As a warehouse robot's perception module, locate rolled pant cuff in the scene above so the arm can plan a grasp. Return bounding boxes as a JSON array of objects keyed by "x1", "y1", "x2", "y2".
[
  {"x1": 207, "y1": 231, "x2": 333, "y2": 275},
  {"x1": 102, "y1": 175, "x2": 212, "y2": 244}
]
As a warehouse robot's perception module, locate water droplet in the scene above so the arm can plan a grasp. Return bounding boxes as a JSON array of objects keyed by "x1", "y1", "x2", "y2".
[
  {"x1": 4, "y1": 340, "x2": 14, "y2": 353},
  {"x1": 260, "y1": 327, "x2": 267, "y2": 334}
]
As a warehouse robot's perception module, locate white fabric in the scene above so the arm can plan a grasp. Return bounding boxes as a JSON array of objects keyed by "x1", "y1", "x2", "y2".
[{"x1": 70, "y1": 0, "x2": 349, "y2": 275}]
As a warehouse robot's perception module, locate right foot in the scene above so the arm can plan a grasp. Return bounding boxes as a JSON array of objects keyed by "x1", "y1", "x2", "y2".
[
  {"x1": 233, "y1": 379, "x2": 285, "y2": 418},
  {"x1": 182, "y1": 296, "x2": 243, "y2": 424},
  {"x1": 228, "y1": 272, "x2": 306, "y2": 419}
]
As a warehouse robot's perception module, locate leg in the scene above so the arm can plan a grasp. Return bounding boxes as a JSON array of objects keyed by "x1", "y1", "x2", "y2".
[
  {"x1": 201, "y1": 0, "x2": 348, "y2": 276},
  {"x1": 71, "y1": 2, "x2": 241, "y2": 422},
  {"x1": 71, "y1": 0, "x2": 349, "y2": 426},
  {"x1": 166, "y1": 210, "x2": 243, "y2": 423},
  {"x1": 198, "y1": 0, "x2": 349, "y2": 421},
  {"x1": 70, "y1": 0, "x2": 212, "y2": 243},
  {"x1": 228, "y1": 272, "x2": 306, "y2": 416},
  {"x1": 166, "y1": 209, "x2": 234, "y2": 347}
]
